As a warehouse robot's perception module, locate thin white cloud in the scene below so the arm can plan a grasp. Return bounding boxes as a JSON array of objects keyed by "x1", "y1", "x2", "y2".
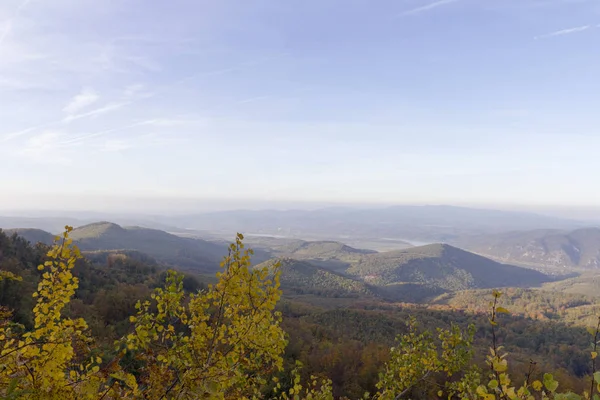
[
  {"x1": 123, "y1": 83, "x2": 145, "y2": 97},
  {"x1": 396, "y1": 0, "x2": 459, "y2": 17},
  {"x1": 60, "y1": 120, "x2": 152, "y2": 145},
  {"x1": 100, "y1": 139, "x2": 132, "y2": 152},
  {"x1": 63, "y1": 88, "x2": 100, "y2": 114},
  {"x1": 535, "y1": 25, "x2": 591, "y2": 39},
  {"x1": 124, "y1": 55, "x2": 161, "y2": 72},
  {"x1": 0, "y1": 121, "x2": 56, "y2": 143},
  {"x1": 0, "y1": 0, "x2": 31, "y2": 46},
  {"x1": 238, "y1": 95, "x2": 273, "y2": 104},
  {"x1": 18, "y1": 130, "x2": 73, "y2": 165},
  {"x1": 139, "y1": 118, "x2": 207, "y2": 127},
  {"x1": 62, "y1": 101, "x2": 130, "y2": 123},
  {"x1": 2, "y1": 99, "x2": 128, "y2": 142},
  {"x1": 1, "y1": 126, "x2": 37, "y2": 142}
]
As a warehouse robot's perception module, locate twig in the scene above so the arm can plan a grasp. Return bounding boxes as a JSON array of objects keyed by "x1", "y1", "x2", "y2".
[
  {"x1": 591, "y1": 316, "x2": 600, "y2": 398},
  {"x1": 490, "y1": 293, "x2": 507, "y2": 400},
  {"x1": 98, "y1": 380, "x2": 116, "y2": 400},
  {"x1": 394, "y1": 370, "x2": 432, "y2": 400}
]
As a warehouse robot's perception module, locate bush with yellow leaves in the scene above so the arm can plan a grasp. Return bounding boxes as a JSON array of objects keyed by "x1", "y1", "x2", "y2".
[{"x1": 1, "y1": 226, "x2": 600, "y2": 399}]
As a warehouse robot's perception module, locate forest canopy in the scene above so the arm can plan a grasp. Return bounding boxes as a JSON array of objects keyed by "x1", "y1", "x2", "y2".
[{"x1": 1, "y1": 227, "x2": 599, "y2": 399}]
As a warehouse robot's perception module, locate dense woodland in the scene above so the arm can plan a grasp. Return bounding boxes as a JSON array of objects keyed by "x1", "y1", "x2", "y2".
[{"x1": 1, "y1": 227, "x2": 600, "y2": 399}]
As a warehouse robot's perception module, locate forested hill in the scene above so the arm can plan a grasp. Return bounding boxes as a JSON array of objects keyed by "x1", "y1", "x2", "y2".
[
  {"x1": 3, "y1": 228, "x2": 55, "y2": 245},
  {"x1": 456, "y1": 227, "x2": 600, "y2": 270},
  {"x1": 254, "y1": 243, "x2": 554, "y2": 303},
  {"x1": 4, "y1": 222, "x2": 245, "y2": 272},
  {"x1": 346, "y1": 243, "x2": 551, "y2": 290},
  {"x1": 270, "y1": 240, "x2": 376, "y2": 259},
  {"x1": 0, "y1": 227, "x2": 203, "y2": 334},
  {"x1": 256, "y1": 258, "x2": 374, "y2": 298},
  {"x1": 2, "y1": 227, "x2": 600, "y2": 398},
  {"x1": 4, "y1": 223, "x2": 555, "y2": 303}
]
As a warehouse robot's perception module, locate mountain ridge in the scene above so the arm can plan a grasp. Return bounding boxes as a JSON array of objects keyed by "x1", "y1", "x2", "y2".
[
  {"x1": 5, "y1": 222, "x2": 236, "y2": 272},
  {"x1": 4, "y1": 221, "x2": 557, "y2": 303},
  {"x1": 455, "y1": 227, "x2": 600, "y2": 270},
  {"x1": 345, "y1": 243, "x2": 551, "y2": 291},
  {"x1": 156, "y1": 205, "x2": 583, "y2": 243},
  {"x1": 2, "y1": 228, "x2": 56, "y2": 245}
]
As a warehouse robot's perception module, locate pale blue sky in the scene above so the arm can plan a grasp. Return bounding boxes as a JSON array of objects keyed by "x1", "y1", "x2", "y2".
[{"x1": 1, "y1": 0, "x2": 600, "y2": 211}]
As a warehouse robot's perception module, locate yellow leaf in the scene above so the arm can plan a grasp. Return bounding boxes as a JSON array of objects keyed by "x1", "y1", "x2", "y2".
[
  {"x1": 493, "y1": 359, "x2": 508, "y2": 372},
  {"x1": 532, "y1": 380, "x2": 543, "y2": 391},
  {"x1": 496, "y1": 307, "x2": 510, "y2": 314},
  {"x1": 592, "y1": 351, "x2": 598, "y2": 360}
]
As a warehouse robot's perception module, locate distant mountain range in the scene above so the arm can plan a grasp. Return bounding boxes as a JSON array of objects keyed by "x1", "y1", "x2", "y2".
[
  {"x1": 0, "y1": 216, "x2": 86, "y2": 233},
  {"x1": 154, "y1": 205, "x2": 585, "y2": 243},
  {"x1": 456, "y1": 227, "x2": 600, "y2": 270},
  {"x1": 4, "y1": 220, "x2": 555, "y2": 301},
  {"x1": 1, "y1": 205, "x2": 591, "y2": 245}
]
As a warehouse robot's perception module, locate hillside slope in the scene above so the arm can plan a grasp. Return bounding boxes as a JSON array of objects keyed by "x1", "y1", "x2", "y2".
[
  {"x1": 346, "y1": 243, "x2": 551, "y2": 291},
  {"x1": 542, "y1": 272, "x2": 600, "y2": 298},
  {"x1": 431, "y1": 287, "x2": 600, "y2": 328},
  {"x1": 3, "y1": 228, "x2": 55, "y2": 245},
  {"x1": 70, "y1": 222, "x2": 230, "y2": 271},
  {"x1": 256, "y1": 258, "x2": 374, "y2": 298},
  {"x1": 456, "y1": 228, "x2": 600, "y2": 270},
  {"x1": 280, "y1": 240, "x2": 376, "y2": 258}
]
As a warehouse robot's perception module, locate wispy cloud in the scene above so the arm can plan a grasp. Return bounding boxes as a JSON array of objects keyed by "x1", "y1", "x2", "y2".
[
  {"x1": 62, "y1": 102, "x2": 130, "y2": 123},
  {"x1": 0, "y1": 0, "x2": 31, "y2": 46},
  {"x1": 124, "y1": 55, "x2": 162, "y2": 72},
  {"x1": 63, "y1": 88, "x2": 100, "y2": 114},
  {"x1": 2, "y1": 89, "x2": 133, "y2": 142},
  {"x1": 0, "y1": 121, "x2": 56, "y2": 143},
  {"x1": 123, "y1": 84, "x2": 146, "y2": 97},
  {"x1": 396, "y1": 0, "x2": 459, "y2": 17},
  {"x1": 99, "y1": 139, "x2": 132, "y2": 152},
  {"x1": 60, "y1": 121, "x2": 148, "y2": 146},
  {"x1": 237, "y1": 95, "x2": 273, "y2": 104},
  {"x1": 1, "y1": 126, "x2": 38, "y2": 142},
  {"x1": 19, "y1": 130, "x2": 73, "y2": 165},
  {"x1": 535, "y1": 25, "x2": 592, "y2": 39},
  {"x1": 139, "y1": 118, "x2": 207, "y2": 127}
]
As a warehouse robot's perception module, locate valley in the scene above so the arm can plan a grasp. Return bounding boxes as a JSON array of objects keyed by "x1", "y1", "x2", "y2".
[{"x1": 2, "y1": 206, "x2": 600, "y2": 398}]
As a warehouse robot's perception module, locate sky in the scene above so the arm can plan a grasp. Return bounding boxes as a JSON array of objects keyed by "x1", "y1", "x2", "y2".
[{"x1": 1, "y1": 0, "x2": 600, "y2": 212}]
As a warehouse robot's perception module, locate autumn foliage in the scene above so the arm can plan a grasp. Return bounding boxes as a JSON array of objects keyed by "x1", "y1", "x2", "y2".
[{"x1": 1, "y1": 227, "x2": 600, "y2": 399}]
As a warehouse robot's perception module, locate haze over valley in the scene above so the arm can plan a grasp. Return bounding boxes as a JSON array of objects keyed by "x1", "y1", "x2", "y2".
[
  {"x1": 3, "y1": 0, "x2": 600, "y2": 397},
  {"x1": 4, "y1": 203, "x2": 600, "y2": 288}
]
